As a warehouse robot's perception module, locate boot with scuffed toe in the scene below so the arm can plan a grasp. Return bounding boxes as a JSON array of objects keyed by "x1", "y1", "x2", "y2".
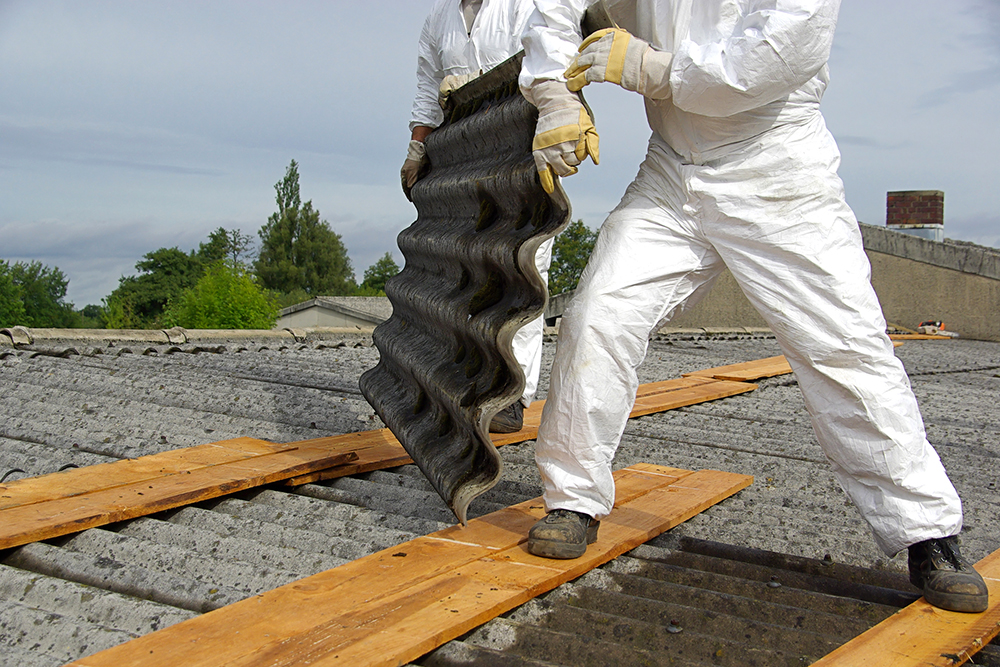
[
  {"x1": 489, "y1": 402, "x2": 524, "y2": 434},
  {"x1": 908, "y1": 535, "x2": 989, "y2": 613},
  {"x1": 527, "y1": 509, "x2": 599, "y2": 559}
]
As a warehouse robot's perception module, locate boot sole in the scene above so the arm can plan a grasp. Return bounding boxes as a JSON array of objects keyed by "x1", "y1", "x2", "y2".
[
  {"x1": 488, "y1": 420, "x2": 523, "y2": 434},
  {"x1": 527, "y1": 523, "x2": 599, "y2": 560},
  {"x1": 923, "y1": 588, "x2": 989, "y2": 613}
]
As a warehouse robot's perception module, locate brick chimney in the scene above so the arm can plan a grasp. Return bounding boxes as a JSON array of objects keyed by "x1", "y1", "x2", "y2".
[{"x1": 886, "y1": 190, "x2": 944, "y2": 241}]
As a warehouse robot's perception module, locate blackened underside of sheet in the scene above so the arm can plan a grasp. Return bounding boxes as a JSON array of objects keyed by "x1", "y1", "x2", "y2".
[{"x1": 360, "y1": 55, "x2": 571, "y2": 524}]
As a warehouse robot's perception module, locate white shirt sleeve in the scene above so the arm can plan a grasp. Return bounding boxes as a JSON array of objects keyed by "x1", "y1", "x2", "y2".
[{"x1": 410, "y1": 13, "x2": 446, "y2": 132}]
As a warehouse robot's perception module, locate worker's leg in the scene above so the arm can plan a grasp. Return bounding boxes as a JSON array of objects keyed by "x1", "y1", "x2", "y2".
[
  {"x1": 512, "y1": 236, "x2": 553, "y2": 406},
  {"x1": 535, "y1": 147, "x2": 724, "y2": 520},
  {"x1": 698, "y1": 118, "x2": 962, "y2": 556}
]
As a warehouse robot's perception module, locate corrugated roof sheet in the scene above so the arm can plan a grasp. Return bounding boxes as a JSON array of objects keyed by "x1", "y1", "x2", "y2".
[
  {"x1": 360, "y1": 54, "x2": 572, "y2": 524},
  {"x1": 1, "y1": 329, "x2": 998, "y2": 665}
]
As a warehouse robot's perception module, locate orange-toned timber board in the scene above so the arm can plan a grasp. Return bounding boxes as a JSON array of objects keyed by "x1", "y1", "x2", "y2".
[
  {"x1": 813, "y1": 548, "x2": 1000, "y2": 667},
  {"x1": 67, "y1": 463, "x2": 753, "y2": 667},
  {"x1": 683, "y1": 355, "x2": 793, "y2": 382},
  {"x1": 289, "y1": 375, "x2": 757, "y2": 484},
  {"x1": 0, "y1": 438, "x2": 357, "y2": 550},
  {"x1": 0, "y1": 376, "x2": 753, "y2": 550}
]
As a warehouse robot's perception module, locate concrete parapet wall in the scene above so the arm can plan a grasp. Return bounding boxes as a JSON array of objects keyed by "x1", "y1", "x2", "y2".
[{"x1": 545, "y1": 223, "x2": 1000, "y2": 341}]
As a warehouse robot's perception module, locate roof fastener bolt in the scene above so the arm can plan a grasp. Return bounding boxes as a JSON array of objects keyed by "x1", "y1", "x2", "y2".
[
  {"x1": 768, "y1": 576, "x2": 781, "y2": 588},
  {"x1": 667, "y1": 619, "x2": 683, "y2": 634}
]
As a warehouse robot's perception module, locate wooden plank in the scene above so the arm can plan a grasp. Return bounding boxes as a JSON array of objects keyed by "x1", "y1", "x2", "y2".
[
  {"x1": 683, "y1": 355, "x2": 793, "y2": 382},
  {"x1": 812, "y1": 548, "x2": 1000, "y2": 667},
  {"x1": 68, "y1": 465, "x2": 698, "y2": 667},
  {"x1": 889, "y1": 333, "x2": 955, "y2": 340},
  {"x1": 289, "y1": 377, "x2": 758, "y2": 484},
  {"x1": 0, "y1": 447, "x2": 358, "y2": 550},
  {"x1": 0, "y1": 374, "x2": 757, "y2": 544},
  {"x1": 630, "y1": 377, "x2": 756, "y2": 417},
  {"x1": 0, "y1": 437, "x2": 290, "y2": 510},
  {"x1": 68, "y1": 464, "x2": 751, "y2": 667},
  {"x1": 282, "y1": 431, "x2": 413, "y2": 485}
]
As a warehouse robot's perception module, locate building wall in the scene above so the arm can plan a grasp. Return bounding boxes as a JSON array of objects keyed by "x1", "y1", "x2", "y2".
[
  {"x1": 547, "y1": 225, "x2": 1000, "y2": 341},
  {"x1": 868, "y1": 251, "x2": 1000, "y2": 341},
  {"x1": 660, "y1": 269, "x2": 769, "y2": 330},
  {"x1": 276, "y1": 308, "x2": 375, "y2": 330}
]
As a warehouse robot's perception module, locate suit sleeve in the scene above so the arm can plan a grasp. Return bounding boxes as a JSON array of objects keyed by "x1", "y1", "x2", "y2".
[
  {"x1": 671, "y1": 0, "x2": 840, "y2": 117},
  {"x1": 519, "y1": 0, "x2": 594, "y2": 91}
]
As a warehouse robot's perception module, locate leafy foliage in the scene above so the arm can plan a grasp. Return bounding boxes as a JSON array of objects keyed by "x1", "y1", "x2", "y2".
[
  {"x1": 358, "y1": 252, "x2": 400, "y2": 296},
  {"x1": 549, "y1": 219, "x2": 598, "y2": 296},
  {"x1": 106, "y1": 247, "x2": 204, "y2": 327},
  {"x1": 102, "y1": 291, "x2": 141, "y2": 329},
  {"x1": 164, "y1": 261, "x2": 279, "y2": 330},
  {"x1": 255, "y1": 160, "x2": 356, "y2": 297},
  {"x1": 2, "y1": 260, "x2": 78, "y2": 327},
  {"x1": 0, "y1": 261, "x2": 28, "y2": 327},
  {"x1": 198, "y1": 227, "x2": 257, "y2": 267}
]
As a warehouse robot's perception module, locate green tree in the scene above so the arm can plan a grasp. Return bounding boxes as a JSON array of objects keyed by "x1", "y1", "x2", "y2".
[
  {"x1": 198, "y1": 227, "x2": 257, "y2": 267},
  {"x1": 7, "y1": 260, "x2": 78, "y2": 327},
  {"x1": 102, "y1": 292, "x2": 141, "y2": 329},
  {"x1": 255, "y1": 160, "x2": 356, "y2": 296},
  {"x1": 165, "y1": 260, "x2": 279, "y2": 330},
  {"x1": 549, "y1": 219, "x2": 598, "y2": 296},
  {"x1": 107, "y1": 247, "x2": 203, "y2": 327},
  {"x1": 0, "y1": 261, "x2": 27, "y2": 327},
  {"x1": 76, "y1": 304, "x2": 105, "y2": 329},
  {"x1": 358, "y1": 252, "x2": 400, "y2": 296}
]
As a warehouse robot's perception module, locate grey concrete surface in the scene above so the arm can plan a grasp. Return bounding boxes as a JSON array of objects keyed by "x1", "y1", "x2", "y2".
[
  {"x1": 1, "y1": 329, "x2": 998, "y2": 665},
  {"x1": 546, "y1": 225, "x2": 1000, "y2": 341}
]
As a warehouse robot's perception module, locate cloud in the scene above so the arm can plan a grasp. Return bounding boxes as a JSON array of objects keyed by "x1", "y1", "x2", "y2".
[
  {"x1": 914, "y1": 1, "x2": 1000, "y2": 108},
  {"x1": 915, "y1": 67, "x2": 1000, "y2": 109},
  {"x1": 945, "y1": 211, "x2": 1000, "y2": 250},
  {"x1": 833, "y1": 135, "x2": 912, "y2": 150}
]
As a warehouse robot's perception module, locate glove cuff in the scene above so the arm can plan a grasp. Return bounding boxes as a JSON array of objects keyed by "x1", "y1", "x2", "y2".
[
  {"x1": 522, "y1": 80, "x2": 579, "y2": 114},
  {"x1": 637, "y1": 48, "x2": 673, "y2": 100},
  {"x1": 406, "y1": 140, "x2": 427, "y2": 161}
]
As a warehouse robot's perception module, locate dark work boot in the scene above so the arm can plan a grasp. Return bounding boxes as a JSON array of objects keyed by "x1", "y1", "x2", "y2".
[
  {"x1": 489, "y1": 401, "x2": 524, "y2": 433},
  {"x1": 527, "y1": 509, "x2": 599, "y2": 559},
  {"x1": 908, "y1": 535, "x2": 989, "y2": 613}
]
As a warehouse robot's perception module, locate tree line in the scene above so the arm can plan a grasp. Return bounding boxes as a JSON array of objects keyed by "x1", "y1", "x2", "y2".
[{"x1": 1, "y1": 161, "x2": 597, "y2": 330}]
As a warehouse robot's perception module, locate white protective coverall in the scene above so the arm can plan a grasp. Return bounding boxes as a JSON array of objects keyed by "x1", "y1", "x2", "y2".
[
  {"x1": 411, "y1": 0, "x2": 552, "y2": 407},
  {"x1": 520, "y1": 0, "x2": 963, "y2": 556}
]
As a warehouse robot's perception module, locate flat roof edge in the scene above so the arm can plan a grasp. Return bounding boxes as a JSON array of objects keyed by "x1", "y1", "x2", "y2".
[{"x1": 860, "y1": 223, "x2": 1000, "y2": 280}]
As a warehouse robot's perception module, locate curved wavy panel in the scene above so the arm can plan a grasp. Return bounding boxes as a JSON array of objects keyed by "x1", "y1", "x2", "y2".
[{"x1": 359, "y1": 55, "x2": 571, "y2": 524}]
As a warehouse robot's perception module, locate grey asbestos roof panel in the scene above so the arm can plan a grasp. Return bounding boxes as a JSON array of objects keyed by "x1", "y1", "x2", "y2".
[{"x1": 1, "y1": 330, "x2": 999, "y2": 665}]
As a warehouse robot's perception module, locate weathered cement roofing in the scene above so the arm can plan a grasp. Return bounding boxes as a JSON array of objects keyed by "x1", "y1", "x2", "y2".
[{"x1": 1, "y1": 327, "x2": 999, "y2": 665}]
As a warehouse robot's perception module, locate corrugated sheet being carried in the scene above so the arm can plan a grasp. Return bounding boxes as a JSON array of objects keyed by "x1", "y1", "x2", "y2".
[{"x1": 360, "y1": 55, "x2": 571, "y2": 524}]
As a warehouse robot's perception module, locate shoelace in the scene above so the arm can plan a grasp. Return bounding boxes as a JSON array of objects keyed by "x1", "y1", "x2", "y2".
[{"x1": 929, "y1": 539, "x2": 964, "y2": 572}]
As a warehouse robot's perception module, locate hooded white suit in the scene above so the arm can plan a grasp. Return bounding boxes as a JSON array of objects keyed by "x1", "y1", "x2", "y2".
[{"x1": 520, "y1": 0, "x2": 963, "y2": 556}]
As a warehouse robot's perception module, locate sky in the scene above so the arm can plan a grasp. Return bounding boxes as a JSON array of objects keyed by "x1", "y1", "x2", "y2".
[{"x1": 2, "y1": 1, "x2": 999, "y2": 308}]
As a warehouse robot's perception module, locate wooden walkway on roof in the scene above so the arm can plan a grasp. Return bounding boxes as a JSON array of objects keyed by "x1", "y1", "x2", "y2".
[
  {"x1": 66, "y1": 463, "x2": 753, "y2": 667},
  {"x1": 0, "y1": 438, "x2": 358, "y2": 550},
  {"x1": 0, "y1": 374, "x2": 761, "y2": 550},
  {"x1": 813, "y1": 548, "x2": 1000, "y2": 667}
]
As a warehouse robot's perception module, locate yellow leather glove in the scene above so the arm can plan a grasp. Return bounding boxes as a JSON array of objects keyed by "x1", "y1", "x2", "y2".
[
  {"x1": 438, "y1": 71, "x2": 479, "y2": 109},
  {"x1": 565, "y1": 28, "x2": 673, "y2": 99},
  {"x1": 524, "y1": 80, "x2": 600, "y2": 194}
]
